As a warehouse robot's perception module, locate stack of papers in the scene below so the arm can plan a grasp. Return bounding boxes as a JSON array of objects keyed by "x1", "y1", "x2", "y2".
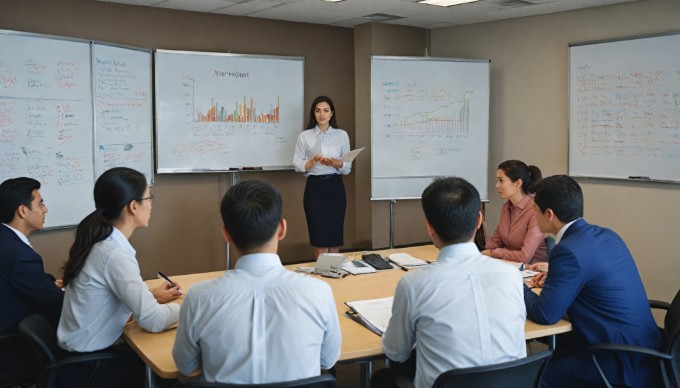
[
  {"x1": 521, "y1": 269, "x2": 539, "y2": 278},
  {"x1": 345, "y1": 297, "x2": 393, "y2": 336},
  {"x1": 387, "y1": 253, "x2": 428, "y2": 268}
]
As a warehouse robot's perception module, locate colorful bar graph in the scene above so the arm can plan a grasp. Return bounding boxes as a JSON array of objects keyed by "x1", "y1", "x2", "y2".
[{"x1": 196, "y1": 96, "x2": 280, "y2": 123}]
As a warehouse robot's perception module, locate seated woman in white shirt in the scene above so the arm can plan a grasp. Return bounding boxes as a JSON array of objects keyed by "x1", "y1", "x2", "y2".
[{"x1": 57, "y1": 167, "x2": 181, "y2": 387}]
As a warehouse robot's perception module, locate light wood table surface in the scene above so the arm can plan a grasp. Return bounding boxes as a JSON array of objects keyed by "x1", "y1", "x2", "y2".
[{"x1": 123, "y1": 245, "x2": 571, "y2": 383}]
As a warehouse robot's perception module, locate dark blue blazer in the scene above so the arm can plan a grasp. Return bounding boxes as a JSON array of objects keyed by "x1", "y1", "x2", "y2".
[
  {"x1": 524, "y1": 219, "x2": 662, "y2": 387},
  {"x1": 0, "y1": 224, "x2": 64, "y2": 333}
]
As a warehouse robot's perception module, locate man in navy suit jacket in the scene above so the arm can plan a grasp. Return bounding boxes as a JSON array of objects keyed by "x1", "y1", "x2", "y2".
[
  {"x1": 1, "y1": 177, "x2": 65, "y2": 384},
  {"x1": 0, "y1": 177, "x2": 64, "y2": 332},
  {"x1": 524, "y1": 175, "x2": 662, "y2": 387}
]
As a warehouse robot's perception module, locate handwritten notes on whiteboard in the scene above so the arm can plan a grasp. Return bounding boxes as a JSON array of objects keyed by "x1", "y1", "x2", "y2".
[
  {"x1": 370, "y1": 56, "x2": 490, "y2": 200},
  {"x1": 0, "y1": 31, "x2": 154, "y2": 228},
  {"x1": 0, "y1": 32, "x2": 95, "y2": 228},
  {"x1": 569, "y1": 33, "x2": 680, "y2": 182},
  {"x1": 92, "y1": 44, "x2": 153, "y2": 183}
]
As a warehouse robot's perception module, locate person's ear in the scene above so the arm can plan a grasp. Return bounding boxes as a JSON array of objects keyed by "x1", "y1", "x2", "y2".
[
  {"x1": 128, "y1": 199, "x2": 138, "y2": 215},
  {"x1": 475, "y1": 211, "x2": 483, "y2": 231},
  {"x1": 515, "y1": 178, "x2": 523, "y2": 189},
  {"x1": 221, "y1": 225, "x2": 234, "y2": 244},
  {"x1": 277, "y1": 219, "x2": 287, "y2": 241},
  {"x1": 16, "y1": 205, "x2": 27, "y2": 219}
]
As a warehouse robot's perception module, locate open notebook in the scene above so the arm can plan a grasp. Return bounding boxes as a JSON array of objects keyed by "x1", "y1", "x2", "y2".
[{"x1": 344, "y1": 296, "x2": 393, "y2": 336}]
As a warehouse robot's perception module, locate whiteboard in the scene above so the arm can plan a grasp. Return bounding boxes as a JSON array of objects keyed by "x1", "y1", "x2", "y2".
[
  {"x1": 569, "y1": 33, "x2": 680, "y2": 182},
  {"x1": 92, "y1": 43, "x2": 154, "y2": 184},
  {"x1": 371, "y1": 56, "x2": 490, "y2": 200},
  {"x1": 154, "y1": 50, "x2": 304, "y2": 172},
  {"x1": 0, "y1": 31, "x2": 95, "y2": 228}
]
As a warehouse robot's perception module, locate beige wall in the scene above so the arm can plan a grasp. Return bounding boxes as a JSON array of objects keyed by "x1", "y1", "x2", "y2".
[
  {"x1": 431, "y1": 0, "x2": 680, "y2": 302},
  {"x1": 1, "y1": 0, "x2": 356, "y2": 278}
]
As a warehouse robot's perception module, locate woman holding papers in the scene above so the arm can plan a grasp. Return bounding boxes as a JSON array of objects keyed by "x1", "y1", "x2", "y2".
[
  {"x1": 57, "y1": 167, "x2": 180, "y2": 386},
  {"x1": 293, "y1": 96, "x2": 353, "y2": 259},
  {"x1": 482, "y1": 160, "x2": 547, "y2": 264}
]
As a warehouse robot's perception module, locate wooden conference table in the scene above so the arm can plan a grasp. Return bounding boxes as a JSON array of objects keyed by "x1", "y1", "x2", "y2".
[{"x1": 123, "y1": 245, "x2": 571, "y2": 386}]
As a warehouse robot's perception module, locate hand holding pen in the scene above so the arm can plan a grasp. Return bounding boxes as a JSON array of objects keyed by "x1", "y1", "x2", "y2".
[{"x1": 153, "y1": 271, "x2": 183, "y2": 303}]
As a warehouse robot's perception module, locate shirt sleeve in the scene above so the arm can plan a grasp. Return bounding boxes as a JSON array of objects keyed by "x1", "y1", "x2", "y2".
[
  {"x1": 337, "y1": 131, "x2": 351, "y2": 175},
  {"x1": 104, "y1": 252, "x2": 179, "y2": 333},
  {"x1": 172, "y1": 292, "x2": 202, "y2": 376},
  {"x1": 524, "y1": 245, "x2": 584, "y2": 324},
  {"x1": 293, "y1": 132, "x2": 309, "y2": 173},
  {"x1": 381, "y1": 280, "x2": 415, "y2": 363},
  {"x1": 319, "y1": 284, "x2": 342, "y2": 369}
]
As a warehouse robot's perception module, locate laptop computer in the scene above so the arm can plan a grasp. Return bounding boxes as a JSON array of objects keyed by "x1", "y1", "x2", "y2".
[{"x1": 314, "y1": 253, "x2": 346, "y2": 274}]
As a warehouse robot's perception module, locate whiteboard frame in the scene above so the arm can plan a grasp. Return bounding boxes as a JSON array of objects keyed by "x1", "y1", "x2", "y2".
[
  {"x1": 370, "y1": 55, "x2": 491, "y2": 201},
  {"x1": 567, "y1": 31, "x2": 680, "y2": 184},
  {"x1": 91, "y1": 41, "x2": 155, "y2": 185},
  {"x1": 153, "y1": 49, "x2": 304, "y2": 173}
]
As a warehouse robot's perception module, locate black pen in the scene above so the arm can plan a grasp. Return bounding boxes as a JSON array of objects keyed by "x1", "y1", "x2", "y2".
[
  {"x1": 389, "y1": 260, "x2": 409, "y2": 272},
  {"x1": 157, "y1": 271, "x2": 183, "y2": 295}
]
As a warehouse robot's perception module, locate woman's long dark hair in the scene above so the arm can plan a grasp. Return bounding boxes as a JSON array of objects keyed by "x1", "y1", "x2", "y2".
[
  {"x1": 62, "y1": 167, "x2": 147, "y2": 286},
  {"x1": 498, "y1": 160, "x2": 542, "y2": 194},
  {"x1": 305, "y1": 95, "x2": 338, "y2": 130}
]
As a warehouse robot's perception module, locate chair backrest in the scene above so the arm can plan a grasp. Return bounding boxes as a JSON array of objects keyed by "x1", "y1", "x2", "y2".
[
  {"x1": 183, "y1": 374, "x2": 337, "y2": 388},
  {"x1": 432, "y1": 350, "x2": 552, "y2": 388},
  {"x1": 664, "y1": 289, "x2": 680, "y2": 383},
  {"x1": 17, "y1": 314, "x2": 60, "y2": 368}
]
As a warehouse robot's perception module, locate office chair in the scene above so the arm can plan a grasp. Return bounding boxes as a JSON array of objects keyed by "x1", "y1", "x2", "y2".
[
  {"x1": 0, "y1": 331, "x2": 37, "y2": 387},
  {"x1": 182, "y1": 373, "x2": 337, "y2": 388},
  {"x1": 431, "y1": 350, "x2": 552, "y2": 388},
  {"x1": 587, "y1": 288, "x2": 680, "y2": 388},
  {"x1": 17, "y1": 314, "x2": 123, "y2": 388}
]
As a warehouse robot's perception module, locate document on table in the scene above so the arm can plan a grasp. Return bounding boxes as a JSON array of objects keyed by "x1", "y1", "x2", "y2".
[
  {"x1": 342, "y1": 147, "x2": 365, "y2": 163},
  {"x1": 345, "y1": 296, "x2": 393, "y2": 336},
  {"x1": 387, "y1": 252, "x2": 428, "y2": 267},
  {"x1": 521, "y1": 270, "x2": 539, "y2": 278}
]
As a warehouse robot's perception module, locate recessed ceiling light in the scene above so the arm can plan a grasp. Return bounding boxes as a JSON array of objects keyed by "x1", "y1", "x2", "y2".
[
  {"x1": 418, "y1": 0, "x2": 480, "y2": 7},
  {"x1": 323, "y1": 0, "x2": 345, "y2": 2}
]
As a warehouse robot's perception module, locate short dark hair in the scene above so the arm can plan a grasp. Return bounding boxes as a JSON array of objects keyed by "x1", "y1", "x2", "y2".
[
  {"x1": 421, "y1": 177, "x2": 480, "y2": 245},
  {"x1": 220, "y1": 180, "x2": 283, "y2": 252},
  {"x1": 533, "y1": 175, "x2": 583, "y2": 223},
  {"x1": 0, "y1": 177, "x2": 41, "y2": 223}
]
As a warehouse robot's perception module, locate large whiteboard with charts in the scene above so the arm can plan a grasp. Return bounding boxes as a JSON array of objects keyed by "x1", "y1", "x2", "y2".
[
  {"x1": 0, "y1": 30, "x2": 154, "y2": 228},
  {"x1": 154, "y1": 50, "x2": 304, "y2": 172},
  {"x1": 569, "y1": 33, "x2": 680, "y2": 183},
  {"x1": 371, "y1": 56, "x2": 490, "y2": 200}
]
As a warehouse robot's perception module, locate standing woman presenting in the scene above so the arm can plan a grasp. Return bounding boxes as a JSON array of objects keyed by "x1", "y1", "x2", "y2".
[
  {"x1": 294, "y1": 96, "x2": 351, "y2": 259},
  {"x1": 482, "y1": 160, "x2": 547, "y2": 265}
]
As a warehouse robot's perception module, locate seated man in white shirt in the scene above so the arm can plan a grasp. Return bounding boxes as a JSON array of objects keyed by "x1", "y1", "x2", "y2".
[
  {"x1": 373, "y1": 177, "x2": 527, "y2": 388},
  {"x1": 172, "y1": 180, "x2": 342, "y2": 384}
]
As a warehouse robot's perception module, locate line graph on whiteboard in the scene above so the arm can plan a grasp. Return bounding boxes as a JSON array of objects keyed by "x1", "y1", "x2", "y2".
[{"x1": 380, "y1": 82, "x2": 473, "y2": 138}]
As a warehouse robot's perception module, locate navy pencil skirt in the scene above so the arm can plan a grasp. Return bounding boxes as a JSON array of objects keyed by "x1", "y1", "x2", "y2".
[{"x1": 303, "y1": 174, "x2": 346, "y2": 247}]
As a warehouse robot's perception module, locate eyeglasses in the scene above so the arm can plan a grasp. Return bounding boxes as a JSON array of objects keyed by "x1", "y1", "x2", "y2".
[{"x1": 140, "y1": 194, "x2": 155, "y2": 204}]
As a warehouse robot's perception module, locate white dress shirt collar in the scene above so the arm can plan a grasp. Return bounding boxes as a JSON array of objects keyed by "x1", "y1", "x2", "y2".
[
  {"x1": 555, "y1": 218, "x2": 581, "y2": 245},
  {"x1": 2, "y1": 223, "x2": 31, "y2": 248},
  {"x1": 110, "y1": 226, "x2": 135, "y2": 255},
  {"x1": 436, "y1": 242, "x2": 481, "y2": 264},
  {"x1": 234, "y1": 253, "x2": 283, "y2": 270}
]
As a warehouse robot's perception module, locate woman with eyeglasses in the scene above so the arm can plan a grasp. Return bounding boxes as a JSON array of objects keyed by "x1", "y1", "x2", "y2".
[{"x1": 57, "y1": 167, "x2": 181, "y2": 386}]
